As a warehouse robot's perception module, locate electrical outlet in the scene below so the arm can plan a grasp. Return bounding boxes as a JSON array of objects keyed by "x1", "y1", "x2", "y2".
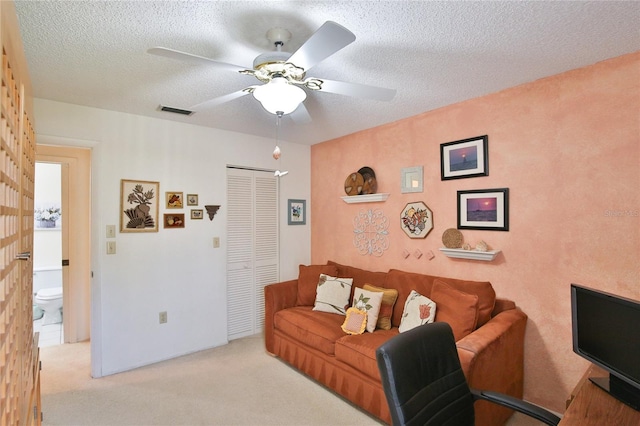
[
  {"x1": 106, "y1": 241, "x2": 116, "y2": 254},
  {"x1": 106, "y1": 225, "x2": 116, "y2": 238},
  {"x1": 159, "y1": 311, "x2": 167, "y2": 324},
  {"x1": 213, "y1": 237, "x2": 220, "y2": 248}
]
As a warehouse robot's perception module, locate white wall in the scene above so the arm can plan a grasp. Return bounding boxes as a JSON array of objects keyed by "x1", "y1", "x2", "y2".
[{"x1": 34, "y1": 99, "x2": 311, "y2": 376}]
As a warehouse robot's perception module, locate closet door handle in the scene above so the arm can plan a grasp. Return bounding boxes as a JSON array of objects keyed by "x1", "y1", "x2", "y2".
[{"x1": 16, "y1": 251, "x2": 31, "y2": 260}]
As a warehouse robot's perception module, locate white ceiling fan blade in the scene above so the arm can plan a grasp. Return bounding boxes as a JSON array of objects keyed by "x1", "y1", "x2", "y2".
[
  {"x1": 148, "y1": 47, "x2": 248, "y2": 73},
  {"x1": 289, "y1": 102, "x2": 312, "y2": 124},
  {"x1": 317, "y1": 79, "x2": 396, "y2": 101},
  {"x1": 287, "y1": 21, "x2": 356, "y2": 72},
  {"x1": 188, "y1": 88, "x2": 253, "y2": 111}
]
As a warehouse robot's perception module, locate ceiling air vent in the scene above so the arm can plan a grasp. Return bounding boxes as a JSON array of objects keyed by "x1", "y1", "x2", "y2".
[{"x1": 159, "y1": 105, "x2": 193, "y2": 116}]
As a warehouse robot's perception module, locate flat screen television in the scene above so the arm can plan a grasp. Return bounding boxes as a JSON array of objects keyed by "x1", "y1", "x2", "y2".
[{"x1": 571, "y1": 283, "x2": 640, "y2": 411}]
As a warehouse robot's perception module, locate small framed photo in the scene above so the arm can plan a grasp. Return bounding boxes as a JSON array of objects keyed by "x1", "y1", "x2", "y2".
[
  {"x1": 163, "y1": 213, "x2": 185, "y2": 228},
  {"x1": 457, "y1": 188, "x2": 509, "y2": 231},
  {"x1": 288, "y1": 199, "x2": 306, "y2": 225},
  {"x1": 120, "y1": 179, "x2": 160, "y2": 233},
  {"x1": 166, "y1": 192, "x2": 183, "y2": 208},
  {"x1": 187, "y1": 194, "x2": 198, "y2": 206},
  {"x1": 190, "y1": 209, "x2": 203, "y2": 220},
  {"x1": 441, "y1": 135, "x2": 489, "y2": 180},
  {"x1": 401, "y1": 166, "x2": 423, "y2": 193}
]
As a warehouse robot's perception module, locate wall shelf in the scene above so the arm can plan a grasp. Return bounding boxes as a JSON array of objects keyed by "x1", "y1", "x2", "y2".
[
  {"x1": 341, "y1": 193, "x2": 390, "y2": 203},
  {"x1": 439, "y1": 248, "x2": 501, "y2": 261}
]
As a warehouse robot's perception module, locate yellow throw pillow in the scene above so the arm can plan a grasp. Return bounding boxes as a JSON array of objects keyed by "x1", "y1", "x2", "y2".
[
  {"x1": 341, "y1": 307, "x2": 368, "y2": 335},
  {"x1": 363, "y1": 284, "x2": 398, "y2": 330}
]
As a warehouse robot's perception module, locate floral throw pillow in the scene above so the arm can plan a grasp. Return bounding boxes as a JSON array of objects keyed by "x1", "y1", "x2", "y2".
[
  {"x1": 312, "y1": 274, "x2": 353, "y2": 315},
  {"x1": 352, "y1": 287, "x2": 383, "y2": 333},
  {"x1": 399, "y1": 289, "x2": 437, "y2": 333}
]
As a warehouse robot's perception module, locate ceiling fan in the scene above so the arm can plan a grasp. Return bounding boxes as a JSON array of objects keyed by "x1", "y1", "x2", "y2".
[{"x1": 148, "y1": 21, "x2": 396, "y2": 122}]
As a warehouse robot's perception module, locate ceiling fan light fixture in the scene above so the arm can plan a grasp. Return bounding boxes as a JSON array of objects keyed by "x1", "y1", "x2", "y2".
[{"x1": 252, "y1": 77, "x2": 307, "y2": 115}]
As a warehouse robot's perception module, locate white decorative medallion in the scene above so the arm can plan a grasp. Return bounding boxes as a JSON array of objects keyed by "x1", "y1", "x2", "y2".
[{"x1": 353, "y1": 209, "x2": 390, "y2": 256}]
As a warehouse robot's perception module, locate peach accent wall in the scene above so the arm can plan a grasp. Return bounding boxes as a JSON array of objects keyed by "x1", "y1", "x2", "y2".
[{"x1": 310, "y1": 52, "x2": 639, "y2": 412}]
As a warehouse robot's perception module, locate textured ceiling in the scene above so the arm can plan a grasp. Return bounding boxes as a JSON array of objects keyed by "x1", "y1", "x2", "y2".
[{"x1": 14, "y1": 1, "x2": 640, "y2": 145}]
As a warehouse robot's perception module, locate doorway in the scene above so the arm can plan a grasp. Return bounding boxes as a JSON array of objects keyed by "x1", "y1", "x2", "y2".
[
  {"x1": 36, "y1": 145, "x2": 92, "y2": 345},
  {"x1": 33, "y1": 162, "x2": 64, "y2": 346}
]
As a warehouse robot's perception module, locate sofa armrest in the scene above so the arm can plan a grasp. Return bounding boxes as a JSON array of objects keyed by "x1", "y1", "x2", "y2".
[
  {"x1": 456, "y1": 307, "x2": 528, "y2": 426},
  {"x1": 264, "y1": 279, "x2": 298, "y2": 354},
  {"x1": 457, "y1": 307, "x2": 528, "y2": 395}
]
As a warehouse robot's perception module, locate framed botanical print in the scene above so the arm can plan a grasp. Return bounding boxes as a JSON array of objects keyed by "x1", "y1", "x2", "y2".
[
  {"x1": 288, "y1": 199, "x2": 306, "y2": 225},
  {"x1": 120, "y1": 179, "x2": 160, "y2": 233}
]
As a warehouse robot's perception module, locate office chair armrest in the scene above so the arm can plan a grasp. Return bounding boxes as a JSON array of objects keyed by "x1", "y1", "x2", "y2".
[{"x1": 471, "y1": 389, "x2": 561, "y2": 426}]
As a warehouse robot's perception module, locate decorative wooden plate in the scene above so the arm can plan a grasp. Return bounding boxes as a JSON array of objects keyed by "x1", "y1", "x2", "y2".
[{"x1": 344, "y1": 172, "x2": 364, "y2": 196}]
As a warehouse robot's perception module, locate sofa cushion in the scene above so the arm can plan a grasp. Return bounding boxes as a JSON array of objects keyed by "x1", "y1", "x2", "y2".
[
  {"x1": 335, "y1": 329, "x2": 399, "y2": 380},
  {"x1": 386, "y1": 269, "x2": 496, "y2": 328},
  {"x1": 449, "y1": 279, "x2": 495, "y2": 327},
  {"x1": 313, "y1": 274, "x2": 353, "y2": 315},
  {"x1": 398, "y1": 289, "x2": 437, "y2": 333},
  {"x1": 274, "y1": 306, "x2": 346, "y2": 355},
  {"x1": 296, "y1": 264, "x2": 338, "y2": 306},
  {"x1": 353, "y1": 287, "x2": 384, "y2": 333},
  {"x1": 386, "y1": 269, "x2": 435, "y2": 327},
  {"x1": 327, "y1": 260, "x2": 387, "y2": 299},
  {"x1": 363, "y1": 284, "x2": 398, "y2": 330},
  {"x1": 431, "y1": 280, "x2": 479, "y2": 341}
]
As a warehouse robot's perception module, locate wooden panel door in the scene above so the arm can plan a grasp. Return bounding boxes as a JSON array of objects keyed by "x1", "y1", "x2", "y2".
[{"x1": 1, "y1": 1, "x2": 40, "y2": 424}]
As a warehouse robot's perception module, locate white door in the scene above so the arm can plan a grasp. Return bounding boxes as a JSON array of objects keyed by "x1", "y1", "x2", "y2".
[{"x1": 226, "y1": 167, "x2": 279, "y2": 340}]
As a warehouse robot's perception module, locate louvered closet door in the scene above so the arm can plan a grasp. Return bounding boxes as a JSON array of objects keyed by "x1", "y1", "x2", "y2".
[{"x1": 226, "y1": 168, "x2": 279, "y2": 340}]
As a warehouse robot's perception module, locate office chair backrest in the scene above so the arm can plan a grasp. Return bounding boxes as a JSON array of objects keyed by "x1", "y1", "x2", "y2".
[{"x1": 376, "y1": 322, "x2": 475, "y2": 426}]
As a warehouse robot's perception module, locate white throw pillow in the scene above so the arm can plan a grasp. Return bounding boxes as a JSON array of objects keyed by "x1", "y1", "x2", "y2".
[
  {"x1": 399, "y1": 289, "x2": 437, "y2": 333},
  {"x1": 352, "y1": 287, "x2": 383, "y2": 333},
  {"x1": 312, "y1": 274, "x2": 353, "y2": 315}
]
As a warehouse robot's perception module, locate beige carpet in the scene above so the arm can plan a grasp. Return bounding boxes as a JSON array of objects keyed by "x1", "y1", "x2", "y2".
[
  {"x1": 39, "y1": 334, "x2": 382, "y2": 425},
  {"x1": 39, "y1": 334, "x2": 539, "y2": 426}
]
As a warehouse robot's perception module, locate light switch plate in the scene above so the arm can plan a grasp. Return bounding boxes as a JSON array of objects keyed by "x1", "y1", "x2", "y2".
[
  {"x1": 106, "y1": 225, "x2": 116, "y2": 238},
  {"x1": 106, "y1": 241, "x2": 116, "y2": 254}
]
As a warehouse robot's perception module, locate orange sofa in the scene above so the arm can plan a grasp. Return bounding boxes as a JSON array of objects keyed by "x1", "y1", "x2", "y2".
[{"x1": 264, "y1": 261, "x2": 528, "y2": 425}]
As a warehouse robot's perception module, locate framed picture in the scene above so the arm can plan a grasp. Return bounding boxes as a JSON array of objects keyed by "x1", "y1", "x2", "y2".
[
  {"x1": 163, "y1": 213, "x2": 185, "y2": 228},
  {"x1": 288, "y1": 199, "x2": 306, "y2": 225},
  {"x1": 120, "y1": 179, "x2": 160, "y2": 233},
  {"x1": 166, "y1": 192, "x2": 183, "y2": 208},
  {"x1": 401, "y1": 166, "x2": 423, "y2": 193},
  {"x1": 34, "y1": 205, "x2": 61, "y2": 229},
  {"x1": 441, "y1": 135, "x2": 489, "y2": 180},
  {"x1": 190, "y1": 209, "x2": 203, "y2": 220},
  {"x1": 400, "y1": 201, "x2": 433, "y2": 239},
  {"x1": 457, "y1": 188, "x2": 509, "y2": 231},
  {"x1": 187, "y1": 194, "x2": 198, "y2": 206}
]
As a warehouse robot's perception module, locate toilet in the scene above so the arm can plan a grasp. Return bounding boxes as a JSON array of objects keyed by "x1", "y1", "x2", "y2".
[{"x1": 34, "y1": 286, "x2": 63, "y2": 325}]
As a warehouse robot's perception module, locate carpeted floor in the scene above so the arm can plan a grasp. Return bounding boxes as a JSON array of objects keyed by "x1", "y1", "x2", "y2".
[
  {"x1": 39, "y1": 334, "x2": 542, "y2": 425},
  {"x1": 39, "y1": 334, "x2": 382, "y2": 425}
]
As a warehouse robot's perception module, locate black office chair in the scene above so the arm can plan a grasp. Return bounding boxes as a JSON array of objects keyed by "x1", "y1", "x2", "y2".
[{"x1": 376, "y1": 322, "x2": 561, "y2": 426}]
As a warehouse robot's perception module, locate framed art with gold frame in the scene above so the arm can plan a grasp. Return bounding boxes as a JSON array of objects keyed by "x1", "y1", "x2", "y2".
[
  {"x1": 120, "y1": 179, "x2": 159, "y2": 233},
  {"x1": 166, "y1": 192, "x2": 183, "y2": 208}
]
